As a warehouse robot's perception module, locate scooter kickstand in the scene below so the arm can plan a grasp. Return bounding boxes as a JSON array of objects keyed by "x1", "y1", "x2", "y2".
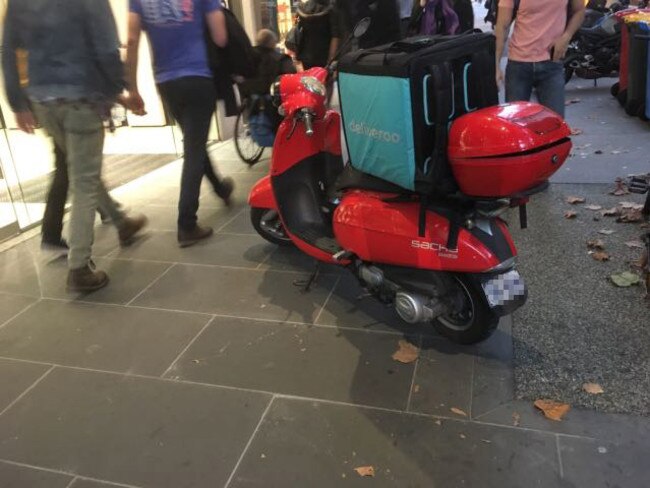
[{"x1": 293, "y1": 264, "x2": 321, "y2": 293}]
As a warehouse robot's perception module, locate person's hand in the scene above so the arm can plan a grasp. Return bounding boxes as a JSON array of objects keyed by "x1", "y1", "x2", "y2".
[
  {"x1": 496, "y1": 65, "x2": 504, "y2": 89},
  {"x1": 15, "y1": 111, "x2": 36, "y2": 134},
  {"x1": 551, "y1": 34, "x2": 571, "y2": 62},
  {"x1": 126, "y1": 92, "x2": 147, "y2": 116}
]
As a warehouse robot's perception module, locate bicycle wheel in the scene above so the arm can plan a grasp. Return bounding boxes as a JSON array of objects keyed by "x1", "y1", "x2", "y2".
[{"x1": 234, "y1": 101, "x2": 265, "y2": 166}]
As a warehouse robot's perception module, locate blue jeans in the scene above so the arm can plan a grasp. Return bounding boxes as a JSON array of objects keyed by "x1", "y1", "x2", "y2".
[{"x1": 505, "y1": 60, "x2": 566, "y2": 118}]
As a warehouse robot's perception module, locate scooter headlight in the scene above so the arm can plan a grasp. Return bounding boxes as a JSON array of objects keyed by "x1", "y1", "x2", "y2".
[{"x1": 301, "y1": 76, "x2": 326, "y2": 97}]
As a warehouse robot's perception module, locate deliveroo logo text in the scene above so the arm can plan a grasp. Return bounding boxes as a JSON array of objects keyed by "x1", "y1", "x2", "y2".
[{"x1": 348, "y1": 120, "x2": 401, "y2": 144}]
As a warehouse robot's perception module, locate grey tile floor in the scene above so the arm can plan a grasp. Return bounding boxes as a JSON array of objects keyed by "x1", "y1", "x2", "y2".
[{"x1": 1, "y1": 87, "x2": 650, "y2": 487}]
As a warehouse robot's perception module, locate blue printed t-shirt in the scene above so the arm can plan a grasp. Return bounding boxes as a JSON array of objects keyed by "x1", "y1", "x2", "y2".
[{"x1": 129, "y1": 0, "x2": 221, "y2": 83}]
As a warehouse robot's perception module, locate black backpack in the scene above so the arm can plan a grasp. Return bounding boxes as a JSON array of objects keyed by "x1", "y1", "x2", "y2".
[{"x1": 207, "y1": 7, "x2": 257, "y2": 78}]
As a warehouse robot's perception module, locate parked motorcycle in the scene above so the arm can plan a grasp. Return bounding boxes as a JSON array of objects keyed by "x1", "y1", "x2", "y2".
[
  {"x1": 248, "y1": 20, "x2": 573, "y2": 344},
  {"x1": 564, "y1": 6, "x2": 622, "y2": 84}
]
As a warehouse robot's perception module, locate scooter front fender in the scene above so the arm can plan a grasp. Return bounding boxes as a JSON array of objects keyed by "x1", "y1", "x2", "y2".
[{"x1": 248, "y1": 175, "x2": 277, "y2": 210}]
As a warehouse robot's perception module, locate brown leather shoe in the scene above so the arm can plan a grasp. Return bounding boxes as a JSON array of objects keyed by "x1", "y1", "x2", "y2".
[
  {"x1": 178, "y1": 224, "x2": 213, "y2": 248},
  {"x1": 67, "y1": 264, "x2": 109, "y2": 292},
  {"x1": 118, "y1": 214, "x2": 148, "y2": 247}
]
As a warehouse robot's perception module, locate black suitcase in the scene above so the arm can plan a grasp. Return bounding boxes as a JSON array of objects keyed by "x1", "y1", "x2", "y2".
[{"x1": 338, "y1": 33, "x2": 498, "y2": 195}]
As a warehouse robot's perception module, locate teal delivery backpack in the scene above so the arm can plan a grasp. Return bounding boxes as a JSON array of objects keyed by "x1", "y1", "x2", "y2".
[{"x1": 338, "y1": 33, "x2": 498, "y2": 195}]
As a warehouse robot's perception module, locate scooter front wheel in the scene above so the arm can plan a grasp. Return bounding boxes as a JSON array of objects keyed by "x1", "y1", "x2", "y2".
[
  {"x1": 432, "y1": 274, "x2": 499, "y2": 345},
  {"x1": 250, "y1": 207, "x2": 293, "y2": 246}
]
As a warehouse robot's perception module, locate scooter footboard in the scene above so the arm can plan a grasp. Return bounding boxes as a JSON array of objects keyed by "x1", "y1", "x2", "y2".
[{"x1": 477, "y1": 269, "x2": 528, "y2": 317}]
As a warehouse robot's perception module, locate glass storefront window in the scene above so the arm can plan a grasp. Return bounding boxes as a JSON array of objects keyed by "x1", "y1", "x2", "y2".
[{"x1": 255, "y1": 0, "x2": 297, "y2": 42}]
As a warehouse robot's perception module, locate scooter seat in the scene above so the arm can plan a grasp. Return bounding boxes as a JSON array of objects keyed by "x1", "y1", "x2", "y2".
[{"x1": 335, "y1": 165, "x2": 410, "y2": 194}]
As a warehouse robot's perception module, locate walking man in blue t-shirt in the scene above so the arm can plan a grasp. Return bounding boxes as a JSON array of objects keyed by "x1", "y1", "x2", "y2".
[{"x1": 126, "y1": 0, "x2": 230, "y2": 248}]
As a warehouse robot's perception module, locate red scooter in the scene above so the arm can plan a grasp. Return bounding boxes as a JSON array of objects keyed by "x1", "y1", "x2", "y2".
[{"x1": 248, "y1": 30, "x2": 572, "y2": 344}]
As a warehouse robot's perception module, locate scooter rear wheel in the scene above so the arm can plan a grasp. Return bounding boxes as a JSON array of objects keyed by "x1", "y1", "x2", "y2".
[
  {"x1": 250, "y1": 207, "x2": 293, "y2": 246},
  {"x1": 432, "y1": 274, "x2": 499, "y2": 345}
]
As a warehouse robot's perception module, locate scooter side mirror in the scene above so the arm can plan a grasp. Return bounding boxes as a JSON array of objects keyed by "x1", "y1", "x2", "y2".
[
  {"x1": 353, "y1": 17, "x2": 372, "y2": 39},
  {"x1": 326, "y1": 17, "x2": 372, "y2": 75}
]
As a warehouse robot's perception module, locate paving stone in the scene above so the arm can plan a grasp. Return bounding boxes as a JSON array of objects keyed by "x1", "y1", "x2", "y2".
[
  {"x1": 315, "y1": 273, "x2": 426, "y2": 334},
  {"x1": 0, "y1": 293, "x2": 37, "y2": 326},
  {"x1": 133, "y1": 264, "x2": 337, "y2": 323},
  {"x1": 409, "y1": 337, "x2": 474, "y2": 418},
  {"x1": 256, "y1": 246, "x2": 326, "y2": 273},
  {"x1": 229, "y1": 398, "x2": 562, "y2": 488},
  {"x1": 0, "y1": 368, "x2": 271, "y2": 488},
  {"x1": 70, "y1": 479, "x2": 127, "y2": 488},
  {"x1": 167, "y1": 317, "x2": 416, "y2": 409},
  {"x1": 0, "y1": 358, "x2": 50, "y2": 412},
  {"x1": 0, "y1": 300, "x2": 209, "y2": 376},
  {"x1": 474, "y1": 400, "x2": 650, "y2": 442},
  {"x1": 0, "y1": 461, "x2": 72, "y2": 488},
  {"x1": 0, "y1": 247, "x2": 41, "y2": 297},
  {"x1": 560, "y1": 436, "x2": 650, "y2": 488},
  {"x1": 135, "y1": 204, "x2": 233, "y2": 232},
  {"x1": 469, "y1": 319, "x2": 515, "y2": 418},
  {"x1": 216, "y1": 209, "x2": 257, "y2": 235},
  {"x1": 36, "y1": 257, "x2": 172, "y2": 305},
  {"x1": 110, "y1": 231, "x2": 273, "y2": 269}
]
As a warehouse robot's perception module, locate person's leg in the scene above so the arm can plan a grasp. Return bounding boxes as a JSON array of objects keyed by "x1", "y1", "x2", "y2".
[
  {"x1": 161, "y1": 77, "x2": 218, "y2": 233},
  {"x1": 533, "y1": 61, "x2": 566, "y2": 118},
  {"x1": 61, "y1": 103, "x2": 106, "y2": 273},
  {"x1": 505, "y1": 60, "x2": 534, "y2": 103},
  {"x1": 41, "y1": 143, "x2": 69, "y2": 247}
]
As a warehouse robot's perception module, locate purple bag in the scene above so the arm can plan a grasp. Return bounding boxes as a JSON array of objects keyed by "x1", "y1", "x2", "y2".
[{"x1": 420, "y1": 0, "x2": 460, "y2": 35}]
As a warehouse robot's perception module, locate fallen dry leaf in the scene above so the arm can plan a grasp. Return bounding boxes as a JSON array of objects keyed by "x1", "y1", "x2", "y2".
[
  {"x1": 584, "y1": 204, "x2": 602, "y2": 211},
  {"x1": 512, "y1": 412, "x2": 521, "y2": 427},
  {"x1": 434, "y1": 420, "x2": 442, "y2": 426},
  {"x1": 354, "y1": 466, "x2": 375, "y2": 477},
  {"x1": 601, "y1": 207, "x2": 620, "y2": 217},
  {"x1": 583, "y1": 383, "x2": 605, "y2": 395},
  {"x1": 570, "y1": 128, "x2": 583, "y2": 136},
  {"x1": 392, "y1": 340, "x2": 419, "y2": 364},
  {"x1": 566, "y1": 196, "x2": 586, "y2": 204},
  {"x1": 619, "y1": 202, "x2": 643, "y2": 210},
  {"x1": 610, "y1": 271, "x2": 641, "y2": 287},
  {"x1": 534, "y1": 399, "x2": 571, "y2": 421},
  {"x1": 586, "y1": 238, "x2": 605, "y2": 250},
  {"x1": 617, "y1": 208, "x2": 643, "y2": 223},
  {"x1": 564, "y1": 210, "x2": 578, "y2": 219},
  {"x1": 591, "y1": 251, "x2": 610, "y2": 262},
  {"x1": 598, "y1": 229, "x2": 615, "y2": 235},
  {"x1": 413, "y1": 384, "x2": 420, "y2": 394},
  {"x1": 450, "y1": 407, "x2": 468, "y2": 417},
  {"x1": 626, "y1": 240, "x2": 645, "y2": 249}
]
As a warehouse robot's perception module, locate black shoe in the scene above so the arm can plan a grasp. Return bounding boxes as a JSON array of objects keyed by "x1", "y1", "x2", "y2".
[
  {"x1": 67, "y1": 264, "x2": 109, "y2": 292},
  {"x1": 41, "y1": 238, "x2": 69, "y2": 255},
  {"x1": 214, "y1": 177, "x2": 234, "y2": 207},
  {"x1": 178, "y1": 225, "x2": 213, "y2": 248}
]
